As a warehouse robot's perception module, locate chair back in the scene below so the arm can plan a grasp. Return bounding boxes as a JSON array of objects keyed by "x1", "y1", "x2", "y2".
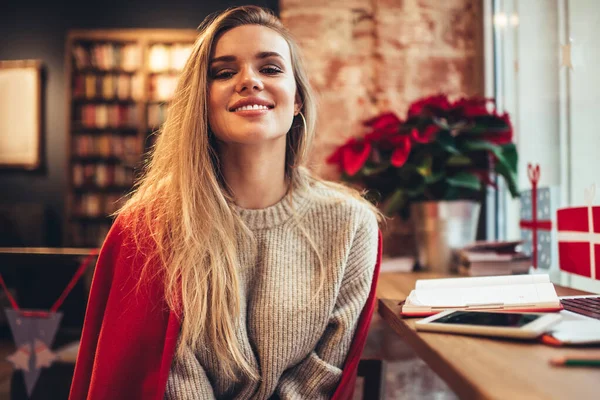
[{"x1": 331, "y1": 230, "x2": 383, "y2": 400}]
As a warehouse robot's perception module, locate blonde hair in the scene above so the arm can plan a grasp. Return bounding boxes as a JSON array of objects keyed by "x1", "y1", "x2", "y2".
[{"x1": 118, "y1": 5, "x2": 382, "y2": 381}]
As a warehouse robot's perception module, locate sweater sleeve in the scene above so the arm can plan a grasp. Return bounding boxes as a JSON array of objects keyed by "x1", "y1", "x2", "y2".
[
  {"x1": 276, "y1": 211, "x2": 379, "y2": 399},
  {"x1": 164, "y1": 341, "x2": 216, "y2": 400}
]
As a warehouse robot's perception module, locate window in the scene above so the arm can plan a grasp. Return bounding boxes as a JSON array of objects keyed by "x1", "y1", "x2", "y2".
[{"x1": 486, "y1": 0, "x2": 600, "y2": 292}]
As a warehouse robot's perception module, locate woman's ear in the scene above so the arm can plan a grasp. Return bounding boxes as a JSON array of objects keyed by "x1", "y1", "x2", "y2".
[{"x1": 294, "y1": 93, "x2": 302, "y2": 116}]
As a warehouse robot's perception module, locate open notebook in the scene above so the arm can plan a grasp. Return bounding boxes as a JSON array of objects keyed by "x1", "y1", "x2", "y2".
[{"x1": 401, "y1": 274, "x2": 562, "y2": 316}]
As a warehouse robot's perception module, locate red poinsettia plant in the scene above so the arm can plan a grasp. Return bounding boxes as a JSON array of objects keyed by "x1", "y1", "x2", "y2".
[{"x1": 327, "y1": 94, "x2": 519, "y2": 218}]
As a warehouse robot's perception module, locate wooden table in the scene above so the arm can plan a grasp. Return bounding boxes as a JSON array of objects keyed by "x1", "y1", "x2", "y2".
[{"x1": 377, "y1": 272, "x2": 600, "y2": 400}]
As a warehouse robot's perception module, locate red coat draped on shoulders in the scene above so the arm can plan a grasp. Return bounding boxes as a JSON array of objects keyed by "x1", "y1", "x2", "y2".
[{"x1": 69, "y1": 214, "x2": 181, "y2": 400}]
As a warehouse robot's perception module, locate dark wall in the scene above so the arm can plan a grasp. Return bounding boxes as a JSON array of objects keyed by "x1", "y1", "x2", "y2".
[{"x1": 0, "y1": 0, "x2": 278, "y2": 246}]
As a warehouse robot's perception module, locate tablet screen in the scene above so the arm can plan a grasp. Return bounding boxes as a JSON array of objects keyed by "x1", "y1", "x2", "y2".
[{"x1": 434, "y1": 311, "x2": 541, "y2": 327}]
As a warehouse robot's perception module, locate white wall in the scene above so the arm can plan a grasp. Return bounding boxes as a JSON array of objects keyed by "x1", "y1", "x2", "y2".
[
  {"x1": 516, "y1": 0, "x2": 561, "y2": 188},
  {"x1": 564, "y1": 0, "x2": 600, "y2": 292},
  {"x1": 568, "y1": 0, "x2": 600, "y2": 205},
  {"x1": 492, "y1": 0, "x2": 600, "y2": 292}
]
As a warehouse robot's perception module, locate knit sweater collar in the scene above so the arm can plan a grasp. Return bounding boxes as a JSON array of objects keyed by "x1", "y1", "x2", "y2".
[{"x1": 233, "y1": 184, "x2": 311, "y2": 230}]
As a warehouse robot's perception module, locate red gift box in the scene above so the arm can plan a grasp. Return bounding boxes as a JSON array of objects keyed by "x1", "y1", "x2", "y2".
[{"x1": 556, "y1": 188, "x2": 600, "y2": 280}]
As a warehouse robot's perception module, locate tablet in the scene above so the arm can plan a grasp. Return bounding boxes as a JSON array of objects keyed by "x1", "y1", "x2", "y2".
[{"x1": 415, "y1": 310, "x2": 562, "y2": 339}]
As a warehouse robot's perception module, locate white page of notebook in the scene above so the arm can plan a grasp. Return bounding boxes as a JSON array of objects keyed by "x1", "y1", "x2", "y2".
[
  {"x1": 413, "y1": 282, "x2": 558, "y2": 307},
  {"x1": 549, "y1": 318, "x2": 600, "y2": 344},
  {"x1": 415, "y1": 274, "x2": 549, "y2": 291}
]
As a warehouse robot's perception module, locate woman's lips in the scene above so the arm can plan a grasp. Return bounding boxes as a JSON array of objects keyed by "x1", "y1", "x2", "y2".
[{"x1": 231, "y1": 108, "x2": 272, "y2": 117}]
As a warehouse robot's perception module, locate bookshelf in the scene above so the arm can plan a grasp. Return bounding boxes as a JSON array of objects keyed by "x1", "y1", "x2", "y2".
[{"x1": 65, "y1": 29, "x2": 197, "y2": 247}]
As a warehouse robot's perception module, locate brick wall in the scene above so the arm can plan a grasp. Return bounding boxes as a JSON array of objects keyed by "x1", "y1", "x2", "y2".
[
  {"x1": 281, "y1": 0, "x2": 484, "y2": 257},
  {"x1": 280, "y1": 0, "x2": 484, "y2": 180}
]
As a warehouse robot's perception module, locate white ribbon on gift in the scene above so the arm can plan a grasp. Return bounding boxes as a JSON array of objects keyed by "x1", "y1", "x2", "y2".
[{"x1": 556, "y1": 184, "x2": 598, "y2": 280}]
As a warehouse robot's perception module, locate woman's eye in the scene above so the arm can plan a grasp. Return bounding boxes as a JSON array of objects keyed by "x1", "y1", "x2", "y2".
[
  {"x1": 262, "y1": 66, "x2": 283, "y2": 75},
  {"x1": 212, "y1": 70, "x2": 235, "y2": 79}
]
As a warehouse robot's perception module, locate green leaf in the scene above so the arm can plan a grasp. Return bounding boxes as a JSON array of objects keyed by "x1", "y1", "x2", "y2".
[
  {"x1": 446, "y1": 154, "x2": 472, "y2": 167},
  {"x1": 499, "y1": 143, "x2": 518, "y2": 173},
  {"x1": 396, "y1": 168, "x2": 426, "y2": 196},
  {"x1": 383, "y1": 189, "x2": 406, "y2": 216},
  {"x1": 461, "y1": 140, "x2": 502, "y2": 155},
  {"x1": 461, "y1": 140, "x2": 519, "y2": 196},
  {"x1": 362, "y1": 164, "x2": 389, "y2": 176},
  {"x1": 425, "y1": 171, "x2": 445, "y2": 184},
  {"x1": 495, "y1": 159, "x2": 520, "y2": 197},
  {"x1": 395, "y1": 163, "x2": 420, "y2": 177},
  {"x1": 416, "y1": 155, "x2": 433, "y2": 177},
  {"x1": 462, "y1": 139, "x2": 512, "y2": 174},
  {"x1": 405, "y1": 185, "x2": 426, "y2": 197},
  {"x1": 446, "y1": 172, "x2": 482, "y2": 191},
  {"x1": 436, "y1": 131, "x2": 461, "y2": 154},
  {"x1": 442, "y1": 185, "x2": 463, "y2": 201}
]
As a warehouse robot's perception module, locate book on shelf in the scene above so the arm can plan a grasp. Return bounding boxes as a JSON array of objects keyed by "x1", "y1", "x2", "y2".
[
  {"x1": 72, "y1": 134, "x2": 138, "y2": 158},
  {"x1": 76, "y1": 104, "x2": 138, "y2": 128},
  {"x1": 67, "y1": 30, "x2": 197, "y2": 247},
  {"x1": 75, "y1": 193, "x2": 127, "y2": 218},
  {"x1": 74, "y1": 73, "x2": 143, "y2": 101},
  {"x1": 400, "y1": 274, "x2": 562, "y2": 316},
  {"x1": 148, "y1": 43, "x2": 193, "y2": 72},
  {"x1": 73, "y1": 43, "x2": 141, "y2": 71},
  {"x1": 453, "y1": 240, "x2": 532, "y2": 277},
  {"x1": 461, "y1": 239, "x2": 524, "y2": 253},
  {"x1": 147, "y1": 103, "x2": 169, "y2": 128},
  {"x1": 149, "y1": 74, "x2": 178, "y2": 101},
  {"x1": 72, "y1": 163, "x2": 135, "y2": 188}
]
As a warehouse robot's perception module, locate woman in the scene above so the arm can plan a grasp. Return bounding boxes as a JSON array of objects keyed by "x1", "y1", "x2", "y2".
[{"x1": 70, "y1": 5, "x2": 382, "y2": 400}]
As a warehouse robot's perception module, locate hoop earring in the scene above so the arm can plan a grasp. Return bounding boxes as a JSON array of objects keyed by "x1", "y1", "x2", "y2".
[
  {"x1": 297, "y1": 111, "x2": 307, "y2": 137},
  {"x1": 287, "y1": 112, "x2": 307, "y2": 172}
]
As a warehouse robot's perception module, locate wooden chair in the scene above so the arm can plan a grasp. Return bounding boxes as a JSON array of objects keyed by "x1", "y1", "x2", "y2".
[
  {"x1": 332, "y1": 231, "x2": 384, "y2": 400},
  {"x1": 356, "y1": 359, "x2": 386, "y2": 399}
]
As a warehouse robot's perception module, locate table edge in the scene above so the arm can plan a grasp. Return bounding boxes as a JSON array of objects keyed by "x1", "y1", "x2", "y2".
[{"x1": 378, "y1": 298, "x2": 491, "y2": 399}]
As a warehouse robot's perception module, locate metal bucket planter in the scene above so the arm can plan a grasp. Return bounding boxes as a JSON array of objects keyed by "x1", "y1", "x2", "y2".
[{"x1": 411, "y1": 200, "x2": 481, "y2": 273}]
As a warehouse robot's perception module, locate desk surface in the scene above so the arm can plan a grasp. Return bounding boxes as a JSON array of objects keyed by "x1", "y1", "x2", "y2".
[{"x1": 377, "y1": 272, "x2": 600, "y2": 400}]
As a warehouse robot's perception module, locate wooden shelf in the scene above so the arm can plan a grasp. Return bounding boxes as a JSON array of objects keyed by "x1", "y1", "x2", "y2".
[
  {"x1": 73, "y1": 67, "x2": 137, "y2": 74},
  {"x1": 70, "y1": 215, "x2": 114, "y2": 223},
  {"x1": 72, "y1": 185, "x2": 132, "y2": 193},
  {"x1": 66, "y1": 29, "x2": 198, "y2": 246},
  {"x1": 148, "y1": 69, "x2": 184, "y2": 75},
  {"x1": 71, "y1": 156, "x2": 132, "y2": 163},
  {"x1": 71, "y1": 125, "x2": 138, "y2": 133},
  {"x1": 72, "y1": 97, "x2": 138, "y2": 104}
]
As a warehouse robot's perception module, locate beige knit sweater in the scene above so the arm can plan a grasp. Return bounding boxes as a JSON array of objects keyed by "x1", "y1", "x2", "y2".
[{"x1": 164, "y1": 181, "x2": 379, "y2": 400}]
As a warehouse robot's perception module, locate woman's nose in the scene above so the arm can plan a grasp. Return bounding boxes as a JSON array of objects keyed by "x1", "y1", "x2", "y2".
[{"x1": 235, "y1": 68, "x2": 264, "y2": 93}]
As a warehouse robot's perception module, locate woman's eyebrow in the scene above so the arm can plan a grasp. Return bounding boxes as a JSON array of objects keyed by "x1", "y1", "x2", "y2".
[
  {"x1": 210, "y1": 51, "x2": 284, "y2": 65},
  {"x1": 255, "y1": 51, "x2": 284, "y2": 61}
]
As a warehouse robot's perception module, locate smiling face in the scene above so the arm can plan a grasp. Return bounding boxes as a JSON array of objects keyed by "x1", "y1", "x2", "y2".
[{"x1": 207, "y1": 25, "x2": 300, "y2": 146}]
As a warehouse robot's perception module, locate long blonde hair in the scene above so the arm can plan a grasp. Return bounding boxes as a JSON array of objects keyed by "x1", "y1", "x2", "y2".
[{"x1": 119, "y1": 5, "x2": 382, "y2": 381}]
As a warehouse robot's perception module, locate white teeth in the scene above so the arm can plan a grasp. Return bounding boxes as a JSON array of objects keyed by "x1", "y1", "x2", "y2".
[{"x1": 234, "y1": 104, "x2": 270, "y2": 112}]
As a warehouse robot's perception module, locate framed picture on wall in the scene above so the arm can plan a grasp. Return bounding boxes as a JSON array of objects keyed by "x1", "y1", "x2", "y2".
[{"x1": 0, "y1": 60, "x2": 43, "y2": 170}]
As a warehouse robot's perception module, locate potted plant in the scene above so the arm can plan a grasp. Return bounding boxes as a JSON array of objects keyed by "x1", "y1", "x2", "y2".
[{"x1": 327, "y1": 94, "x2": 519, "y2": 271}]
